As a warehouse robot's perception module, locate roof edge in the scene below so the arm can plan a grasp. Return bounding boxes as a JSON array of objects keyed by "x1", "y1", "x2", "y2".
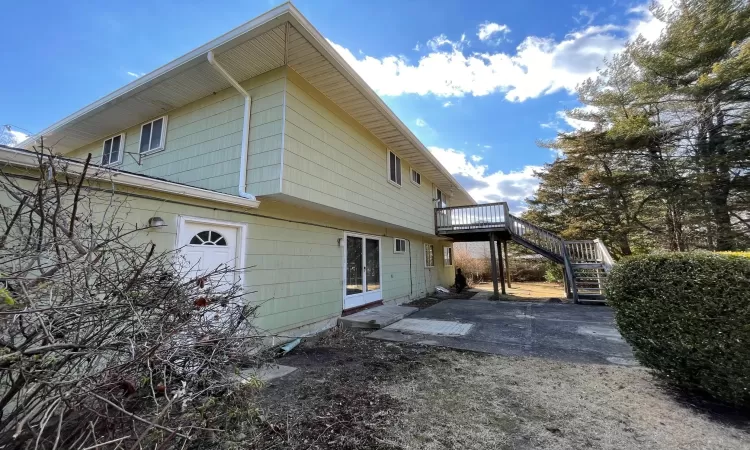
[{"x1": 18, "y1": 2, "x2": 294, "y2": 150}]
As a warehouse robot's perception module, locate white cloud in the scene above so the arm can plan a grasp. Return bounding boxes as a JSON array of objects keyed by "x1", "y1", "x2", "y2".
[
  {"x1": 471, "y1": 155, "x2": 483, "y2": 162},
  {"x1": 415, "y1": 118, "x2": 428, "y2": 127},
  {"x1": 429, "y1": 146, "x2": 541, "y2": 210},
  {"x1": 442, "y1": 101, "x2": 453, "y2": 107},
  {"x1": 327, "y1": 2, "x2": 666, "y2": 103},
  {"x1": 477, "y1": 22, "x2": 510, "y2": 41},
  {"x1": 126, "y1": 71, "x2": 145, "y2": 78},
  {"x1": 556, "y1": 105, "x2": 599, "y2": 131},
  {"x1": 0, "y1": 128, "x2": 29, "y2": 147},
  {"x1": 483, "y1": 145, "x2": 492, "y2": 149}
]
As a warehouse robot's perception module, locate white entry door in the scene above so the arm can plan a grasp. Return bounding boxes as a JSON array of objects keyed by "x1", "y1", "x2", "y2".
[
  {"x1": 344, "y1": 234, "x2": 382, "y2": 309},
  {"x1": 178, "y1": 219, "x2": 241, "y2": 290}
]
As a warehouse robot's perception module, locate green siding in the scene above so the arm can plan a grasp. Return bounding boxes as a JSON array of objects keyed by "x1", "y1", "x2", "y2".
[
  {"x1": 281, "y1": 71, "x2": 440, "y2": 236},
  {"x1": 66, "y1": 69, "x2": 286, "y2": 196}
]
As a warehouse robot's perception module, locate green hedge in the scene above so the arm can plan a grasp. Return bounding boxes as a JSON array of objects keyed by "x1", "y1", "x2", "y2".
[{"x1": 606, "y1": 252, "x2": 750, "y2": 406}]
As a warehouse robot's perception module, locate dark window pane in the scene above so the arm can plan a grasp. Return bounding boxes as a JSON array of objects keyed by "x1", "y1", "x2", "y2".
[
  {"x1": 102, "y1": 139, "x2": 112, "y2": 164},
  {"x1": 150, "y1": 118, "x2": 163, "y2": 150},
  {"x1": 346, "y1": 236, "x2": 363, "y2": 295},
  {"x1": 389, "y1": 152, "x2": 396, "y2": 182},
  {"x1": 366, "y1": 238, "x2": 380, "y2": 292},
  {"x1": 110, "y1": 135, "x2": 121, "y2": 163},
  {"x1": 140, "y1": 123, "x2": 152, "y2": 153},
  {"x1": 395, "y1": 156, "x2": 401, "y2": 185},
  {"x1": 215, "y1": 237, "x2": 227, "y2": 246},
  {"x1": 189, "y1": 236, "x2": 202, "y2": 245}
]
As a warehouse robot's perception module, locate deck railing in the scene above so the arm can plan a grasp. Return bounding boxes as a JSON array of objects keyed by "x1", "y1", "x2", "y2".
[
  {"x1": 435, "y1": 202, "x2": 509, "y2": 233},
  {"x1": 507, "y1": 215, "x2": 564, "y2": 259},
  {"x1": 564, "y1": 240, "x2": 616, "y2": 269}
]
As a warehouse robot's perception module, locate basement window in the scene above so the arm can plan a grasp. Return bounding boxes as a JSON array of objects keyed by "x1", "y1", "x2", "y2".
[
  {"x1": 139, "y1": 116, "x2": 168, "y2": 155},
  {"x1": 425, "y1": 243, "x2": 435, "y2": 267},
  {"x1": 101, "y1": 134, "x2": 124, "y2": 166},
  {"x1": 394, "y1": 238, "x2": 407, "y2": 253},
  {"x1": 388, "y1": 150, "x2": 402, "y2": 186},
  {"x1": 410, "y1": 168, "x2": 421, "y2": 186}
]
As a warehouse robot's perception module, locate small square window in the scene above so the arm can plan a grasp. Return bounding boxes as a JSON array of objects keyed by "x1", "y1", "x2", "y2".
[
  {"x1": 388, "y1": 150, "x2": 402, "y2": 186},
  {"x1": 101, "y1": 134, "x2": 124, "y2": 166},
  {"x1": 139, "y1": 116, "x2": 168, "y2": 155},
  {"x1": 424, "y1": 243, "x2": 435, "y2": 267},
  {"x1": 394, "y1": 238, "x2": 407, "y2": 253},
  {"x1": 443, "y1": 247, "x2": 453, "y2": 266},
  {"x1": 410, "y1": 168, "x2": 421, "y2": 186}
]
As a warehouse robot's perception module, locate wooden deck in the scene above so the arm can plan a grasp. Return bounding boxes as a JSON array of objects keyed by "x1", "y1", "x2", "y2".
[{"x1": 435, "y1": 202, "x2": 614, "y2": 304}]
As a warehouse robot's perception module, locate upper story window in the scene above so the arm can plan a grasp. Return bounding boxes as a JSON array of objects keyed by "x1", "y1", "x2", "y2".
[
  {"x1": 443, "y1": 247, "x2": 453, "y2": 266},
  {"x1": 424, "y1": 243, "x2": 435, "y2": 267},
  {"x1": 394, "y1": 238, "x2": 406, "y2": 253},
  {"x1": 410, "y1": 168, "x2": 421, "y2": 186},
  {"x1": 388, "y1": 150, "x2": 402, "y2": 186},
  {"x1": 140, "y1": 116, "x2": 168, "y2": 155},
  {"x1": 435, "y1": 187, "x2": 448, "y2": 208},
  {"x1": 101, "y1": 134, "x2": 125, "y2": 166}
]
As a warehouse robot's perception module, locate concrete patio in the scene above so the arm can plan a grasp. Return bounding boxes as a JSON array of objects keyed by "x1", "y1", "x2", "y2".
[{"x1": 368, "y1": 299, "x2": 636, "y2": 366}]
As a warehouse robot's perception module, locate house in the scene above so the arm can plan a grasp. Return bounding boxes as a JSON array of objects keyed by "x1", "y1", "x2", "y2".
[{"x1": 3, "y1": 3, "x2": 474, "y2": 336}]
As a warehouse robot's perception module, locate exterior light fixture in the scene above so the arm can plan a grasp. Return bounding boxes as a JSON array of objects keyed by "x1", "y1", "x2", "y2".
[{"x1": 147, "y1": 217, "x2": 167, "y2": 228}]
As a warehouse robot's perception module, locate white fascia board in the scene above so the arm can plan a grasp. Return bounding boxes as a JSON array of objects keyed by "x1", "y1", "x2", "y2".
[{"x1": 0, "y1": 147, "x2": 260, "y2": 209}]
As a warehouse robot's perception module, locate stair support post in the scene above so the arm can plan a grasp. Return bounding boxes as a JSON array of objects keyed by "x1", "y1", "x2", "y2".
[
  {"x1": 488, "y1": 232, "x2": 500, "y2": 299},
  {"x1": 503, "y1": 240, "x2": 512, "y2": 288},
  {"x1": 496, "y1": 239, "x2": 507, "y2": 295},
  {"x1": 561, "y1": 240, "x2": 579, "y2": 303}
]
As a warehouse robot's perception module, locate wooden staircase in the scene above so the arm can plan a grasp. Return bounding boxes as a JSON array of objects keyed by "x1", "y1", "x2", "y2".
[
  {"x1": 433, "y1": 202, "x2": 615, "y2": 304},
  {"x1": 507, "y1": 215, "x2": 614, "y2": 304}
]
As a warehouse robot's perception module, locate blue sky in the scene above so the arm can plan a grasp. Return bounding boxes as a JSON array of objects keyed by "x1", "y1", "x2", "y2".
[{"x1": 0, "y1": 0, "x2": 665, "y2": 210}]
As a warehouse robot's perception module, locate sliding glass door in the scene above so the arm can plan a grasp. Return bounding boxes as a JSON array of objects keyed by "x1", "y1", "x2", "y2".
[{"x1": 344, "y1": 234, "x2": 381, "y2": 309}]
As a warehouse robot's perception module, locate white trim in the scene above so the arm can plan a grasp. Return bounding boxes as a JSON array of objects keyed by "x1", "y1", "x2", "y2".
[
  {"x1": 0, "y1": 146, "x2": 260, "y2": 209},
  {"x1": 139, "y1": 116, "x2": 168, "y2": 156},
  {"x1": 424, "y1": 243, "x2": 435, "y2": 268},
  {"x1": 443, "y1": 246, "x2": 453, "y2": 266},
  {"x1": 393, "y1": 238, "x2": 406, "y2": 254},
  {"x1": 387, "y1": 150, "x2": 402, "y2": 187},
  {"x1": 342, "y1": 232, "x2": 383, "y2": 310},
  {"x1": 410, "y1": 168, "x2": 421, "y2": 187},
  {"x1": 101, "y1": 133, "x2": 125, "y2": 166},
  {"x1": 176, "y1": 216, "x2": 248, "y2": 287}
]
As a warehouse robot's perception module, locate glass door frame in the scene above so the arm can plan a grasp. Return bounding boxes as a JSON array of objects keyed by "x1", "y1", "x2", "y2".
[{"x1": 342, "y1": 232, "x2": 383, "y2": 310}]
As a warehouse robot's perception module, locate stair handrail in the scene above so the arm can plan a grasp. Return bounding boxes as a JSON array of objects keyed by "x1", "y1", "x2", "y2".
[
  {"x1": 594, "y1": 238, "x2": 615, "y2": 271},
  {"x1": 507, "y1": 214, "x2": 563, "y2": 258}
]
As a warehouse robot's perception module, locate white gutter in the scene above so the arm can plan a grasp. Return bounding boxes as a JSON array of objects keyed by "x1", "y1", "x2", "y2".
[
  {"x1": 207, "y1": 50, "x2": 257, "y2": 202},
  {"x1": 0, "y1": 146, "x2": 260, "y2": 209}
]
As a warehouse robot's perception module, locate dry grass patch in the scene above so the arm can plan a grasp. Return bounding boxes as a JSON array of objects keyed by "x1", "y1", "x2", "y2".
[{"x1": 383, "y1": 352, "x2": 750, "y2": 450}]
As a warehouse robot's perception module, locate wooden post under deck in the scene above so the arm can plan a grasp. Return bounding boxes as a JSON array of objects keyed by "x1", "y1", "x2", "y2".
[
  {"x1": 496, "y1": 239, "x2": 507, "y2": 295},
  {"x1": 488, "y1": 233, "x2": 500, "y2": 299},
  {"x1": 503, "y1": 240, "x2": 512, "y2": 288}
]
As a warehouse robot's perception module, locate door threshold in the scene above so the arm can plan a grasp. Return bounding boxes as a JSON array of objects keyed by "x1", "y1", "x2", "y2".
[{"x1": 342, "y1": 300, "x2": 384, "y2": 316}]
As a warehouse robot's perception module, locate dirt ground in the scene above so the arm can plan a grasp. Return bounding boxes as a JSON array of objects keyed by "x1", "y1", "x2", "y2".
[
  {"x1": 474, "y1": 281, "x2": 568, "y2": 302},
  {"x1": 214, "y1": 328, "x2": 750, "y2": 450}
]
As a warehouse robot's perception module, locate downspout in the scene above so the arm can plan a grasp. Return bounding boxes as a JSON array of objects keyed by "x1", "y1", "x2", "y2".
[{"x1": 207, "y1": 50, "x2": 257, "y2": 202}]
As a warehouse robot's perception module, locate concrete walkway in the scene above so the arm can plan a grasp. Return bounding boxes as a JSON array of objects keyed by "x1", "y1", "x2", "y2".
[{"x1": 368, "y1": 299, "x2": 636, "y2": 366}]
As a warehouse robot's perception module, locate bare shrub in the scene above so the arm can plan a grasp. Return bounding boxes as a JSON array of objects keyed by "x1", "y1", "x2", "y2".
[{"x1": 0, "y1": 148, "x2": 263, "y2": 449}]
